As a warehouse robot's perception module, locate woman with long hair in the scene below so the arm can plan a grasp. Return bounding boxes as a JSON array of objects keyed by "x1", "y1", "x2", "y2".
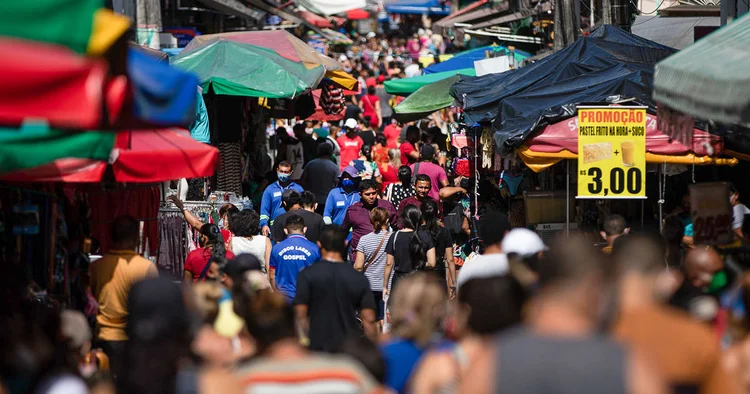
[
  {"x1": 372, "y1": 133, "x2": 390, "y2": 167},
  {"x1": 386, "y1": 165, "x2": 416, "y2": 209},
  {"x1": 349, "y1": 144, "x2": 382, "y2": 184},
  {"x1": 380, "y1": 148, "x2": 401, "y2": 192},
  {"x1": 380, "y1": 273, "x2": 447, "y2": 393},
  {"x1": 184, "y1": 223, "x2": 235, "y2": 283},
  {"x1": 420, "y1": 199, "x2": 457, "y2": 298},
  {"x1": 360, "y1": 85, "x2": 382, "y2": 129},
  {"x1": 383, "y1": 204, "x2": 436, "y2": 298},
  {"x1": 229, "y1": 210, "x2": 271, "y2": 274}
]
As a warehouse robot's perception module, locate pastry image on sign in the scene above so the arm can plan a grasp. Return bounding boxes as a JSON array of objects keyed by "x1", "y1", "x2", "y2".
[{"x1": 582, "y1": 142, "x2": 612, "y2": 164}]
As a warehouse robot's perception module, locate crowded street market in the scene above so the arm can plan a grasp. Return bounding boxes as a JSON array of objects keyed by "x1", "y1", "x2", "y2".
[{"x1": 3, "y1": 0, "x2": 750, "y2": 393}]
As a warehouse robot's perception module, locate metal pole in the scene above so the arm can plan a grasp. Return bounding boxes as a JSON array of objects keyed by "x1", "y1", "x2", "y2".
[
  {"x1": 658, "y1": 164, "x2": 663, "y2": 232},
  {"x1": 566, "y1": 159, "x2": 570, "y2": 236},
  {"x1": 590, "y1": 0, "x2": 595, "y2": 28}
]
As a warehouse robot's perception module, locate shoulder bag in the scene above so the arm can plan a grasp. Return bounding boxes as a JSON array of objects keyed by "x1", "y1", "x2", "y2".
[{"x1": 363, "y1": 231, "x2": 390, "y2": 273}]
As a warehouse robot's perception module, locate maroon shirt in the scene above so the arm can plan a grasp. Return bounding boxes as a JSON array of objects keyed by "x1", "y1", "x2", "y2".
[
  {"x1": 397, "y1": 196, "x2": 443, "y2": 219},
  {"x1": 341, "y1": 199, "x2": 401, "y2": 260}
]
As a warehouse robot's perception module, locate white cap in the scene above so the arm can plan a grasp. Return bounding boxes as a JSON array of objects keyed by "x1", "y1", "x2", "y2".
[
  {"x1": 457, "y1": 254, "x2": 509, "y2": 288},
  {"x1": 501, "y1": 228, "x2": 547, "y2": 257},
  {"x1": 339, "y1": 54, "x2": 348, "y2": 62},
  {"x1": 344, "y1": 118, "x2": 358, "y2": 129},
  {"x1": 366, "y1": 31, "x2": 376, "y2": 39},
  {"x1": 385, "y1": 55, "x2": 394, "y2": 62}
]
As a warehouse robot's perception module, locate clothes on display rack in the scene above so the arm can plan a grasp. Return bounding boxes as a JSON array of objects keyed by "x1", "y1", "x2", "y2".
[
  {"x1": 217, "y1": 142, "x2": 243, "y2": 195},
  {"x1": 157, "y1": 212, "x2": 189, "y2": 277}
]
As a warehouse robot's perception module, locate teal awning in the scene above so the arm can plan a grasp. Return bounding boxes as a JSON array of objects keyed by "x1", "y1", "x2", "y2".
[
  {"x1": 653, "y1": 12, "x2": 750, "y2": 125},
  {"x1": 384, "y1": 68, "x2": 475, "y2": 96}
]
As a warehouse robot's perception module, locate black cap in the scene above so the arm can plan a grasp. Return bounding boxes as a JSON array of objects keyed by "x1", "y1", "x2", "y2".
[{"x1": 420, "y1": 144, "x2": 436, "y2": 159}]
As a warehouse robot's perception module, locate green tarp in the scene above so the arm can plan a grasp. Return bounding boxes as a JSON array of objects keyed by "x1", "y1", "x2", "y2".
[
  {"x1": 0, "y1": 124, "x2": 115, "y2": 174},
  {"x1": 171, "y1": 40, "x2": 325, "y2": 98},
  {"x1": 393, "y1": 75, "x2": 460, "y2": 122},
  {"x1": 654, "y1": 12, "x2": 750, "y2": 125},
  {"x1": 0, "y1": 0, "x2": 101, "y2": 54},
  {"x1": 384, "y1": 68, "x2": 476, "y2": 96}
]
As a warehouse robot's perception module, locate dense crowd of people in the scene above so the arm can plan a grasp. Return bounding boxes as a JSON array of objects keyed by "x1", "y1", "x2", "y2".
[{"x1": 7, "y1": 25, "x2": 750, "y2": 394}]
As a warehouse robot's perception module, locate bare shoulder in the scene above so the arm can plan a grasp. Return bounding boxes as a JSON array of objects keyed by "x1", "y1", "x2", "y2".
[{"x1": 201, "y1": 367, "x2": 243, "y2": 394}]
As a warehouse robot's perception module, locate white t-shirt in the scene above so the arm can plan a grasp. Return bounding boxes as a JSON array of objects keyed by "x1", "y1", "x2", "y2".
[
  {"x1": 232, "y1": 236, "x2": 268, "y2": 272},
  {"x1": 405, "y1": 64, "x2": 422, "y2": 78},
  {"x1": 457, "y1": 253, "x2": 509, "y2": 288},
  {"x1": 733, "y1": 204, "x2": 750, "y2": 230}
]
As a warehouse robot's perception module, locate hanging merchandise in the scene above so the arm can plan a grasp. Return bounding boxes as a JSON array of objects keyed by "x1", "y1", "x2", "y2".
[
  {"x1": 320, "y1": 84, "x2": 345, "y2": 115},
  {"x1": 480, "y1": 128, "x2": 493, "y2": 169},
  {"x1": 216, "y1": 142, "x2": 243, "y2": 196}
]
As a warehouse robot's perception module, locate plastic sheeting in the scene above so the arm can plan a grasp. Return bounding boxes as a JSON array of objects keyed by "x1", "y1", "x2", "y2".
[
  {"x1": 393, "y1": 75, "x2": 460, "y2": 122},
  {"x1": 424, "y1": 45, "x2": 530, "y2": 74},
  {"x1": 449, "y1": 25, "x2": 676, "y2": 155},
  {"x1": 384, "y1": 0, "x2": 451, "y2": 14},
  {"x1": 294, "y1": 0, "x2": 366, "y2": 16}
]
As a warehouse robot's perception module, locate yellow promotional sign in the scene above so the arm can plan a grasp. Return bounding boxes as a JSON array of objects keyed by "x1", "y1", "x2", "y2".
[{"x1": 577, "y1": 106, "x2": 647, "y2": 199}]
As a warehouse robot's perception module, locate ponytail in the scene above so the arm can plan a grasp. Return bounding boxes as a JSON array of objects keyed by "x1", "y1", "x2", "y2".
[
  {"x1": 200, "y1": 223, "x2": 226, "y2": 260},
  {"x1": 401, "y1": 204, "x2": 427, "y2": 270}
]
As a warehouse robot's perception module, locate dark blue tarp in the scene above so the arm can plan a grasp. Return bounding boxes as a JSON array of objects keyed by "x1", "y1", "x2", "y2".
[
  {"x1": 424, "y1": 45, "x2": 532, "y2": 74},
  {"x1": 384, "y1": 0, "x2": 450, "y2": 15},
  {"x1": 448, "y1": 25, "x2": 675, "y2": 155}
]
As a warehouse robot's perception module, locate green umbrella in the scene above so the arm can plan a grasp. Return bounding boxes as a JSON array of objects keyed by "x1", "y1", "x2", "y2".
[
  {"x1": 0, "y1": 123, "x2": 114, "y2": 174},
  {"x1": 171, "y1": 35, "x2": 326, "y2": 98},
  {"x1": 393, "y1": 75, "x2": 460, "y2": 123},
  {"x1": 385, "y1": 68, "x2": 476, "y2": 97}
]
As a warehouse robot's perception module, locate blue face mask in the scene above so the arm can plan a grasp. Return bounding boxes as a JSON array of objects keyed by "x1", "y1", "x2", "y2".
[
  {"x1": 341, "y1": 179, "x2": 355, "y2": 188},
  {"x1": 277, "y1": 172, "x2": 291, "y2": 182}
]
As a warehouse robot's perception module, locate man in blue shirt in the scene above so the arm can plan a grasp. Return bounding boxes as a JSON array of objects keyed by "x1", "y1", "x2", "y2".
[
  {"x1": 268, "y1": 215, "x2": 320, "y2": 302},
  {"x1": 260, "y1": 161, "x2": 304, "y2": 236},
  {"x1": 323, "y1": 166, "x2": 361, "y2": 225}
]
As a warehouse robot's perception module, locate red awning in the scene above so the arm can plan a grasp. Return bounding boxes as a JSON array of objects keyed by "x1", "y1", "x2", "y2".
[
  {"x1": 0, "y1": 128, "x2": 219, "y2": 183},
  {"x1": 299, "y1": 10, "x2": 333, "y2": 28},
  {"x1": 0, "y1": 37, "x2": 108, "y2": 130},
  {"x1": 346, "y1": 9, "x2": 370, "y2": 20},
  {"x1": 526, "y1": 113, "x2": 723, "y2": 156}
]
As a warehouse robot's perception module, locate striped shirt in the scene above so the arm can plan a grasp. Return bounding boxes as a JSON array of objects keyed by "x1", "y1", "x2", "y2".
[
  {"x1": 356, "y1": 230, "x2": 392, "y2": 291},
  {"x1": 236, "y1": 354, "x2": 380, "y2": 394}
]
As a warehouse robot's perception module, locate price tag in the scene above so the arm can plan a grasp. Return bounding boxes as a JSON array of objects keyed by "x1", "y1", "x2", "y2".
[
  {"x1": 576, "y1": 106, "x2": 647, "y2": 199},
  {"x1": 690, "y1": 183, "x2": 733, "y2": 245}
]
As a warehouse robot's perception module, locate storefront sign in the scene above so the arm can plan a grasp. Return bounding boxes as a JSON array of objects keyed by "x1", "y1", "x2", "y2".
[
  {"x1": 690, "y1": 182, "x2": 732, "y2": 245},
  {"x1": 577, "y1": 106, "x2": 647, "y2": 199}
]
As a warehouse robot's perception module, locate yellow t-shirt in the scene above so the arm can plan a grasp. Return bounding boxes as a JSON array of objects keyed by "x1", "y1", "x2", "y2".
[{"x1": 89, "y1": 250, "x2": 158, "y2": 341}]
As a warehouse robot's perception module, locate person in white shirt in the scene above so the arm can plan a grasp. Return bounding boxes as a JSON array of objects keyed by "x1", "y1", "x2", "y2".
[
  {"x1": 730, "y1": 183, "x2": 750, "y2": 240},
  {"x1": 457, "y1": 210, "x2": 511, "y2": 289}
]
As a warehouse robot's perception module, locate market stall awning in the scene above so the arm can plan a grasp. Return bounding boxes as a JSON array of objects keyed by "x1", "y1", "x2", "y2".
[
  {"x1": 299, "y1": 9, "x2": 334, "y2": 28},
  {"x1": 195, "y1": 0, "x2": 265, "y2": 21},
  {"x1": 346, "y1": 9, "x2": 370, "y2": 19},
  {"x1": 424, "y1": 45, "x2": 530, "y2": 74},
  {"x1": 631, "y1": 16, "x2": 720, "y2": 50},
  {"x1": 384, "y1": 0, "x2": 451, "y2": 15},
  {"x1": 385, "y1": 68, "x2": 475, "y2": 96},
  {"x1": 393, "y1": 75, "x2": 460, "y2": 122},
  {"x1": 1, "y1": 128, "x2": 219, "y2": 183},
  {"x1": 653, "y1": 11, "x2": 750, "y2": 125},
  {"x1": 517, "y1": 146, "x2": 738, "y2": 172},
  {"x1": 295, "y1": 0, "x2": 367, "y2": 15},
  {"x1": 433, "y1": 0, "x2": 489, "y2": 34}
]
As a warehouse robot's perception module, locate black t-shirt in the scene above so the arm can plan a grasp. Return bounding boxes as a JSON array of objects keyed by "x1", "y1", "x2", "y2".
[
  {"x1": 345, "y1": 104, "x2": 362, "y2": 121},
  {"x1": 358, "y1": 130, "x2": 376, "y2": 147},
  {"x1": 294, "y1": 260, "x2": 376, "y2": 352},
  {"x1": 385, "y1": 230, "x2": 435, "y2": 273},
  {"x1": 420, "y1": 226, "x2": 452, "y2": 274},
  {"x1": 271, "y1": 209, "x2": 326, "y2": 244}
]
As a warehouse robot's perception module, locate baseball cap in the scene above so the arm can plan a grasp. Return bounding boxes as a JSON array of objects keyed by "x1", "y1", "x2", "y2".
[
  {"x1": 339, "y1": 54, "x2": 348, "y2": 62},
  {"x1": 366, "y1": 31, "x2": 376, "y2": 39},
  {"x1": 366, "y1": 77, "x2": 377, "y2": 88},
  {"x1": 376, "y1": 75, "x2": 385, "y2": 83},
  {"x1": 344, "y1": 118, "x2": 358, "y2": 129},
  {"x1": 340, "y1": 165, "x2": 361, "y2": 179},
  {"x1": 420, "y1": 143, "x2": 436, "y2": 159},
  {"x1": 501, "y1": 228, "x2": 547, "y2": 257}
]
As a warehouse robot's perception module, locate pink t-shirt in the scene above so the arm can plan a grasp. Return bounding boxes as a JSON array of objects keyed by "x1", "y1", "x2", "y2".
[
  {"x1": 410, "y1": 161, "x2": 447, "y2": 200},
  {"x1": 337, "y1": 134, "x2": 364, "y2": 171}
]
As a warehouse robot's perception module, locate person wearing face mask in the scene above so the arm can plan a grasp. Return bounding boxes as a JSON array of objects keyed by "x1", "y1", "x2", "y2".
[
  {"x1": 612, "y1": 234, "x2": 739, "y2": 394},
  {"x1": 669, "y1": 246, "x2": 725, "y2": 315},
  {"x1": 323, "y1": 166, "x2": 362, "y2": 226},
  {"x1": 260, "y1": 161, "x2": 304, "y2": 237}
]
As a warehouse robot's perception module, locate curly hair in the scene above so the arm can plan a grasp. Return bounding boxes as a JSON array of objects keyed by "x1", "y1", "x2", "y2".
[{"x1": 229, "y1": 210, "x2": 260, "y2": 237}]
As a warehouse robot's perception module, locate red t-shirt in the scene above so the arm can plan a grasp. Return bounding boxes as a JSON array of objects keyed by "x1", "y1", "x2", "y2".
[
  {"x1": 381, "y1": 164, "x2": 399, "y2": 191},
  {"x1": 184, "y1": 247, "x2": 235, "y2": 282},
  {"x1": 383, "y1": 124, "x2": 401, "y2": 149},
  {"x1": 337, "y1": 134, "x2": 364, "y2": 171},
  {"x1": 400, "y1": 142, "x2": 417, "y2": 165}
]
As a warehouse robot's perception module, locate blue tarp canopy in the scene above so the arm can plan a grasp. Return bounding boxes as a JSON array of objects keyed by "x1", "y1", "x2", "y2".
[
  {"x1": 424, "y1": 45, "x2": 531, "y2": 74},
  {"x1": 384, "y1": 0, "x2": 450, "y2": 15},
  {"x1": 449, "y1": 25, "x2": 676, "y2": 155}
]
